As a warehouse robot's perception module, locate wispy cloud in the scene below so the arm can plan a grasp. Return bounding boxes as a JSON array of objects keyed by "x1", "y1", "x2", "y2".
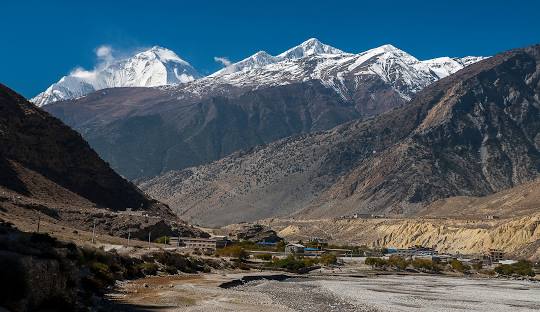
[
  {"x1": 96, "y1": 45, "x2": 114, "y2": 63},
  {"x1": 70, "y1": 45, "x2": 116, "y2": 80},
  {"x1": 214, "y1": 56, "x2": 232, "y2": 67}
]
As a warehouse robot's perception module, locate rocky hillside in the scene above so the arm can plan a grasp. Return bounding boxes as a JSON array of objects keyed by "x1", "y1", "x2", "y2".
[
  {"x1": 44, "y1": 40, "x2": 483, "y2": 180},
  {"x1": 46, "y1": 81, "x2": 358, "y2": 180},
  {"x1": 262, "y1": 213, "x2": 540, "y2": 260},
  {"x1": 141, "y1": 44, "x2": 540, "y2": 226},
  {"x1": 0, "y1": 83, "x2": 163, "y2": 212},
  {"x1": 0, "y1": 83, "x2": 205, "y2": 238},
  {"x1": 419, "y1": 177, "x2": 540, "y2": 218}
]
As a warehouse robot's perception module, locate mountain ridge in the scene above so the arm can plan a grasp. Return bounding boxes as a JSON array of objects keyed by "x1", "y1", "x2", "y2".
[
  {"x1": 43, "y1": 39, "x2": 485, "y2": 180},
  {"x1": 140, "y1": 44, "x2": 540, "y2": 226},
  {"x1": 35, "y1": 39, "x2": 485, "y2": 107}
]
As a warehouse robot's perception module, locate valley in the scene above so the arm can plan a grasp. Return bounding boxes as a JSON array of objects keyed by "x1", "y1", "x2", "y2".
[{"x1": 0, "y1": 6, "x2": 539, "y2": 309}]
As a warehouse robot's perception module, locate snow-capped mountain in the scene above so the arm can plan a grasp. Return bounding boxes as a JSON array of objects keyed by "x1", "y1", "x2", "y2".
[
  {"x1": 277, "y1": 37, "x2": 346, "y2": 59},
  {"x1": 34, "y1": 39, "x2": 484, "y2": 107},
  {"x1": 43, "y1": 38, "x2": 487, "y2": 181},
  {"x1": 210, "y1": 38, "x2": 348, "y2": 77},
  {"x1": 176, "y1": 39, "x2": 486, "y2": 102},
  {"x1": 32, "y1": 46, "x2": 200, "y2": 106},
  {"x1": 211, "y1": 38, "x2": 345, "y2": 76}
]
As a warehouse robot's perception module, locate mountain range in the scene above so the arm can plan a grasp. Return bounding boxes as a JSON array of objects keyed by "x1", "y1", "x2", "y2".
[
  {"x1": 41, "y1": 39, "x2": 485, "y2": 180},
  {"x1": 140, "y1": 45, "x2": 540, "y2": 226}
]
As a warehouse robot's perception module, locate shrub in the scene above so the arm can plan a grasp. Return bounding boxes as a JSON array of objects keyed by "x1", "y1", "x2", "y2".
[
  {"x1": 154, "y1": 236, "x2": 170, "y2": 244},
  {"x1": 255, "y1": 253, "x2": 273, "y2": 261},
  {"x1": 89, "y1": 262, "x2": 114, "y2": 282},
  {"x1": 495, "y1": 260, "x2": 535, "y2": 277},
  {"x1": 320, "y1": 253, "x2": 337, "y2": 266},
  {"x1": 388, "y1": 256, "x2": 409, "y2": 270},
  {"x1": 412, "y1": 258, "x2": 441, "y2": 273},
  {"x1": 270, "y1": 255, "x2": 319, "y2": 272},
  {"x1": 365, "y1": 257, "x2": 387, "y2": 268},
  {"x1": 216, "y1": 245, "x2": 248, "y2": 260},
  {"x1": 164, "y1": 266, "x2": 178, "y2": 274},
  {"x1": 137, "y1": 262, "x2": 159, "y2": 275},
  {"x1": 450, "y1": 259, "x2": 470, "y2": 273}
]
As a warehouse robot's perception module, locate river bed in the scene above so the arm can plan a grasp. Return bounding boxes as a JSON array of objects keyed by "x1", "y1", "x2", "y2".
[{"x1": 110, "y1": 273, "x2": 540, "y2": 311}]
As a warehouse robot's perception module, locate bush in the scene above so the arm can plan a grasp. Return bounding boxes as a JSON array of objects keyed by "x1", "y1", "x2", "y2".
[
  {"x1": 154, "y1": 236, "x2": 170, "y2": 244},
  {"x1": 495, "y1": 260, "x2": 535, "y2": 277},
  {"x1": 270, "y1": 255, "x2": 318, "y2": 272},
  {"x1": 137, "y1": 262, "x2": 159, "y2": 275},
  {"x1": 164, "y1": 265, "x2": 178, "y2": 274},
  {"x1": 388, "y1": 256, "x2": 409, "y2": 270},
  {"x1": 365, "y1": 257, "x2": 387, "y2": 268},
  {"x1": 255, "y1": 253, "x2": 273, "y2": 261},
  {"x1": 411, "y1": 258, "x2": 441, "y2": 273},
  {"x1": 320, "y1": 253, "x2": 337, "y2": 266},
  {"x1": 216, "y1": 246, "x2": 248, "y2": 260},
  {"x1": 89, "y1": 262, "x2": 114, "y2": 284},
  {"x1": 450, "y1": 260, "x2": 470, "y2": 273}
]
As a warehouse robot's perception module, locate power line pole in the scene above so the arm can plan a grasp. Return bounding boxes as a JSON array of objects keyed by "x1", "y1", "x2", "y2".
[
  {"x1": 148, "y1": 231, "x2": 151, "y2": 249},
  {"x1": 92, "y1": 219, "x2": 96, "y2": 244},
  {"x1": 127, "y1": 229, "x2": 131, "y2": 247},
  {"x1": 36, "y1": 215, "x2": 41, "y2": 233}
]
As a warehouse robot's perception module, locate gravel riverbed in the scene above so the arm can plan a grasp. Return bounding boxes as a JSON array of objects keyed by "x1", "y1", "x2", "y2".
[
  {"x1": 110, "y1": 273, "x2": 540, "y2": 311},
  {"x1": 234, "y1": 275, "x2": 540, "y2": 312}
]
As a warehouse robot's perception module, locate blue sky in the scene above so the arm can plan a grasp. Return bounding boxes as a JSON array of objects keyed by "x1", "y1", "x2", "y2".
[{"x1": 2, "y1": 0, "x2": 539, "y2": 98}]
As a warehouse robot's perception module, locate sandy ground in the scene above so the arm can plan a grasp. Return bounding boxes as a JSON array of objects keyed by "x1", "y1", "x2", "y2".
[
  {"x1": 107, "y1": 272, "x2": 297, "y2": 312},
  {"x1": 109, "y1": 272, "x2": 540, "y2": 311}
]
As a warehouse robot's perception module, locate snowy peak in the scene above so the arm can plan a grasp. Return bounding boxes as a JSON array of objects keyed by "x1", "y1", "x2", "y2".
[
  {"x1": 33, "y1": 39, "x2": 486, "y2": 107},
  {"x1": 212, "y1": 38, "x2": 347, "y2": 77},
  {"x1": 277, "y1": 38, "x2": 345, "y2": 59},
  {"x1": 211, "y1": 51, "x2": 277, "y2": 76},
  {"x1": 143, "y1": 46, "x2": 189, "y2": 64},
  {"x1": 418, "y1": 56, "x2": 489, "y2": 79},
  {"x1": 201, "y1": 41, "x2": 486, "y2": 103},
  {"x1": 32, "y1": 46, "x2": 201, "y2": 106}
]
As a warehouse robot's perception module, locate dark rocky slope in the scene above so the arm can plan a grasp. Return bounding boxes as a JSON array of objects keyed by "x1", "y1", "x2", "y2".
[
  {"x1": 0, "y1": 84, "x2": 160, "y2": 212},
  {"x1": 141, "y1": 44, "x2": 540, "y2": 226},
  {"x1": 44, "y1": 79, "x2": 405, "y2": 180},
  {"x1": 0, "y1": 83, "x2": 205, "y2": 238}
]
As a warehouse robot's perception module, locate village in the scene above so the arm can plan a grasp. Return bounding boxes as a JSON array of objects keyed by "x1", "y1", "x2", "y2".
[{"x1": 156, "y1": 223, "x2": 538, "y2": 278}]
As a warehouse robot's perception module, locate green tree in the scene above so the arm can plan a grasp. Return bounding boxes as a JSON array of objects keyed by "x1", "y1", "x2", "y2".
[
  {"x1": 450, "y1": 259, "x2": 470, "y2": 273},
  {"x1": 388, "y1": 256, "x2": 409, "y2": 270},
  {"x1": 365, "y1": 257, "x2": 387, "y2": 268},
  {"x1": 320, "y1": 253, "x2": 337, "y2": 266},
  {"x1": 495, "y1": 260, "x2": 535, "y2": 277}
]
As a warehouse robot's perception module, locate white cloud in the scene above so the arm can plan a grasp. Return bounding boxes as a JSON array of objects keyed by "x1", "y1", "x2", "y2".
[
  {"x1": 96, "y1": 45, "x2": 114, "y2": 64},
  {"x1": 69, "y1": 45, "x2": 116, "y2": 81},
  {"x1": 214, "y1": 56, "x2": 232, "y2": 67}
]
